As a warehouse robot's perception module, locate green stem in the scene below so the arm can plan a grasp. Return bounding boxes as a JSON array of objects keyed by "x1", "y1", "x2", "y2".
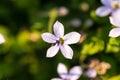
[
  {"x1": 48, "y1": 8, "x2": 58, "y2": 33},
  {"x1": 118, "y1": 37, "x2": 120, "y2": 53}
]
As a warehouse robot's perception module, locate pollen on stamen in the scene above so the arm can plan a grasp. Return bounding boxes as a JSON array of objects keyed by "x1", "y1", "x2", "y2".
[
  {"x1": 112, "y1": 1, "x2": 119, "y2": 9},
  {"x1": 59, "y1": 38, "x2": 64, "y2": 44}
]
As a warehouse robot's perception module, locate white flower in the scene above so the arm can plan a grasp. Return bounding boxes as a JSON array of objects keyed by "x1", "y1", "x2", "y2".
[
  {"x1": 109, "y1": 9, "x2": 120, "y2": 37},
  {"x1": 96, "y1": 0, "x2": 120, "y2": 17},
  {"x1": 41, "y1": 21, "x2": 81, "y2": 59},
  {"x1": 0, "y1": 33, "x2": 5, "y2": 44},
  {"x1": 58, "y1": 7, "x2": 69, "y2": 16},
  {"x1": 86, "y1": 68, "x2": 97, "y2": 78},
  {"x1": 70, "y1": 19, "x2": 81, "y2": 27},
  {"x1": 51, "y1": 63, "x2": 82, "y2": 80}
]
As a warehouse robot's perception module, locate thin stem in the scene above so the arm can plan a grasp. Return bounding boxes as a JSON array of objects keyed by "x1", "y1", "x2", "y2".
[
  {"x1": 48, "y1": 9, "x2": 58, "y2": 33},
  {"x1": 118, "y1": 37, "x2": 120, "y2": 53}
]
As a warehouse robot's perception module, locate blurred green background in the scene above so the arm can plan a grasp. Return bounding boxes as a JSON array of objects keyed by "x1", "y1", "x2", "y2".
[{"x1": 0, "y1": 0, "x2": 120, "y2": 80}]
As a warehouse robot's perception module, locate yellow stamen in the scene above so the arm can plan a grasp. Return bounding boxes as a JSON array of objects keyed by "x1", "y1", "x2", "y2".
[
  {"x1": 59, "y1": 38, "x2": 64, "y2": 44},
  {"x1": 112, "y1": 1, "x2": 119, "y2": 9}
]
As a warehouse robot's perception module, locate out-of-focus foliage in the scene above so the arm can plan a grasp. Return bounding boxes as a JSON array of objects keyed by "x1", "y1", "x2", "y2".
[
  {"x1": 0, "y1": 0, "x2": 120, "y2": 80},
  {"x1": 108, "y1": 75, "x2": 120, "y2": 80}
]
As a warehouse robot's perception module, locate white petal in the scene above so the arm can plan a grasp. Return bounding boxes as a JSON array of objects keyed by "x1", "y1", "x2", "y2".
[
  {"x1": 60, "y1": 45, "x2": 73, "y2": 59},
  {"x1": 46, "y1": 44, "x2": 59, "y2": 57},
  {"x1": 86, "y1": 69, "x2": 97, "y2": 78},
  {"x1": 110, "y1": 9, "x2": 120, "y2": 27},
  {"x1": 101, "y1": 0, "x2": 112, "y2": 6},
  {"x1": 51, "y1": 78, "x2": 62, "y2": 80},
  {"x1": 68, "y1": 66, "x2": 82, "y2": 80},
  {"x1": 96, "y1": 6, "x2": 112, "y2": 17},
  {"x1": 53, "y1": 21, "x2": 64, "y2": 38},
  {"x1": 109, "y1": 17, "x2": 118, "y2": 26},
  {"x1": 109, "y1": 28, "x2": 120, "y2": 37},
  {"x1": 41, "y1": 33, "x2": 57, "y2": 43},
  {"x1": 57, "y1": 63, "x2": 68, "y2": 79},
  {"x1": 0, "y1": 34, "x2": 5, "y2": 44},
  {"x1": 64, "y1": 32, "x2": 81, "y2": 45}
]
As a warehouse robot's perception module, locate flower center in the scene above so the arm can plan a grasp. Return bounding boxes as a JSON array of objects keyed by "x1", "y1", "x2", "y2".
[
  {"x1": 112, "y1": 1, "x2": 119, "y2": 9},
  {"x1": 59, "y1": 37, "x2": 64, "y2": 44}
]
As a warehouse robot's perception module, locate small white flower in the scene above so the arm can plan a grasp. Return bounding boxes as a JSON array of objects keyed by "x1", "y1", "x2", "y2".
[
  {"x1": 70, "y1": 19, "x2": 81, "y2": 27},
  {"x1": 58, "y1": 7, "x2": 69, "y2": 16},
  {"x1": 51, "y1": 63, "x2": 82, "y2": 80},
  {"x1": 41, "y1": 21, "x2": 81, "y2": 59},
  {"x1": 109, "y1": 9, "x2": 120, "y2": 37},
  {"x1": 86, "y1": 68, "x2": 97, "y2": 78},
  {"x1": 96, "y1": 0, "x2": 120, "y2": 17},
  {"x1": 0, "y1": 33, "x2": 5, "y2": 44}
]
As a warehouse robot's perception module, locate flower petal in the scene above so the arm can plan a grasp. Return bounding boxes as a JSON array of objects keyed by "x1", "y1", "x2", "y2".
[
  {"x1": 57, "y1": 63, "x2": 68, "y2": 79},
  {"x1": 0, "y1": 34, "x2": 5, "y2": 44},
  {"x1": 86, "y1": 68, "x2": 97, "y2": 78},
  {"x1": 109, "y1": 17, "x2": 118, "y2": 26},
  {"x1": 110, "y1": 9, "x2": 120, "y2": 27},
  {"x1": 101, "y1": 0, "x2": 112, "y2": 6},
  {"x1": 46, "y1": 44, "x2": 59, "y2": 57},
  {"x1": 64, "y1": 32, "x2": 81, "y2": 45},
  {"x1": 60, "y1": 45, "x2": 73, "y2": 59},
  {"x1": 68, "y1": 66, "x2": 82, "y2": 80},
  {"x1": 53, "y1": 21, "x2": 64, "y2": 38},
  {"x1": 51, "y1": 78, "x2": 62, "y2": 80},
  {"x1": 95, "y1": 6, "x2": 112, "y2": 17},
  {"x1": 41, "y1": 33, "x2": 57, "y2": 43},
  {"x1": 109, "y1": 28, "x2": 120, "y2": 37}
]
